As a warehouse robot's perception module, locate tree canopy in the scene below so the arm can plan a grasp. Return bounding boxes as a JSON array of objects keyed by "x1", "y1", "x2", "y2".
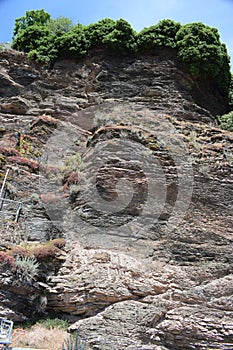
[
  {"x1": 175, "y1": 22, "x2": 231, "y2": 92},
  {"x1": 12, "y1": 10, "x2": 231, "y2": 98},
  {"x1": 137, "y1": 19, "x2": 181, "y2": 50},
  {"x1": 13, "y1": 9, "x2": 51, "y2": 38}
]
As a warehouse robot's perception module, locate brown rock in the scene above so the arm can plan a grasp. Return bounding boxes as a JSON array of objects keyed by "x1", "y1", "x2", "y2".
[{"x1": 0, "y1": 49, "x2": 232, "y2": 349}]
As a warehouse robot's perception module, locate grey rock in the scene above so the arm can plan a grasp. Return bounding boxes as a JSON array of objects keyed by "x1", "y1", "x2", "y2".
[{"x1": 0, "y1": 49, "x2": 232, "y2": 349}]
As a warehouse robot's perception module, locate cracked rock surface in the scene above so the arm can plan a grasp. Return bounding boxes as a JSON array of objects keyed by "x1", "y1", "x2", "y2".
[{"x1": 0, "y1": 49, "x2": 232, "y2": 349}]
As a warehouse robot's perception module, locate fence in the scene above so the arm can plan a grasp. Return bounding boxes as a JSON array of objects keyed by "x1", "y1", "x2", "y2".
[{"x1": 0, "y1": 169, "x2": 22, "y2": 223}]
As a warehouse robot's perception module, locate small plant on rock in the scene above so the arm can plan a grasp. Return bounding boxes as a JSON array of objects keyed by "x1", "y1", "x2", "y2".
[
  {"x1": 62, "y1": 329, "x2": 86, "y2": 350},
  {"x1": 37, "y1": 318, "x2": 69, "y2": 330},
  {"x1": 15, "y1": 255, "x2": 39, "y2": 283}
]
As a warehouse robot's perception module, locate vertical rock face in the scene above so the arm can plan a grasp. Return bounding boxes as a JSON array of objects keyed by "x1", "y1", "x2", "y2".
[
  {"x1": 0, "y1": 50, "x2": 232, "y2": 349},
  {"x1": 0, "y1": 48, "x2": 228, "y2": 124}
]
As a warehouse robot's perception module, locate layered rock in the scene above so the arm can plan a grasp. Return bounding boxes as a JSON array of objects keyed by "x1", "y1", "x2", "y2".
[
  {"x1": 0, "y1": 48, "x2": 228, "y2": 125},
  {"x1": 0, "y1": 49, "x2": 232, "y2": 349}
]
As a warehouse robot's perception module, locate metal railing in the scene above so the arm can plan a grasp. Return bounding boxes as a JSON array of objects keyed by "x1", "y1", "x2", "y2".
[{"x1": 0, "y1": 169, "x2": 22, "y2": 223}]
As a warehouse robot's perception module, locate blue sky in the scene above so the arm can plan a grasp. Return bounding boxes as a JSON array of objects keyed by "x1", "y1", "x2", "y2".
[{"x1": 0, "y1": 0, "x2": 233, "y2": 65}]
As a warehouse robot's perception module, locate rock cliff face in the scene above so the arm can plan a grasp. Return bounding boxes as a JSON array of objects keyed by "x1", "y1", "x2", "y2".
[{"x1": 0, "y1": 49, "x2": 232, "y2": 349}]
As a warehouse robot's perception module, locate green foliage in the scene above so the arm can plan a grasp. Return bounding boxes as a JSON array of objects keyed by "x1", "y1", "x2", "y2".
[
  {"x1": 85, "y1": 18, "x2": 137, "y2": 53},
  {"x1": 176, "y1": 22, "x2": 231, "y2": 93},
  {"x1": 85, "y1": 18, "x2": 116, "y2": 49},
  {"x1": 218, "y1": 111, "x2": 233, "y2": 131},
  {"x1": 62, "y1": 329, "x2": 86, "y2": 350},
  {"x1": 102, "y1": 18, "x2": 137, "y2": 53},
  {"x1": 55, "y1": 24, "x2": 89, "y2": 58},
  {"x1": 11, "y1": 10, "x2": 231, "y2": 97},
  {"x1": 12, "y1": 22, "x2": 58, "y2": 63},
  {"x1": 13, "y1": 25, "x2": 50, "y2": 53},
  {"x1": 28, "y1": 38, "x2": 58, "y2": 64},
  {"x1": 229, "y1": 73, "x2": 233, "y2": 110},
  {"x1": 36, "y1": 318, "x2": 69, "y2": 330},
  {"x1": 47, "y1": 16, "x2": 74, "y2": 35},
  {"x1": 137, "y1": 19, "x2": 181, "y2": 50},
  {"x1": 13, "y1": 9, "x2": 50, "y2": 38}
]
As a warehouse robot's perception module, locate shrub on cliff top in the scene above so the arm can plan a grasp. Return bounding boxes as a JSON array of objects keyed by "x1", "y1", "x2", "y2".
[
  {"x1": 102, "y1": 18, "x2": 137, "y2": 53},
  {"x1": 12, "y1": 10, "x2": 231, "y2": 97},
  {"x1": 137, "y1": 19, "x2": 181, "y2": 50},
  {"x1": 176, "y1": 22, "x2": 231, "y2": 94},
  {"x1": 84, "y1": 18, "x2": 116, "y2": 49},
  {"x1": 54, "y1": 24, "x2": 89, "y2": 58},
  {"x1": 13, "y1": 9, "x2": 50, "y2": 38}
]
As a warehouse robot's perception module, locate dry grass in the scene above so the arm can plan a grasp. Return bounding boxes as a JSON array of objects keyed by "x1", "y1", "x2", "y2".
[{"x1": 13, "y1": 324, "x2": 69, "y2": 350}]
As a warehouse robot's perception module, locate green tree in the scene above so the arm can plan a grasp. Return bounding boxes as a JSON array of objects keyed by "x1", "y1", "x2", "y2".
[
  {"x1": 47, "y1": 16, "x2": 74, "y2": 35},
  {"x1": 137, "y1": 19, "x2": 181, "y2": 51},
  {"x1": 55, "y1": 24, "x2": 89, "y2": 58},
  {"x1": 12, "y1": 11, "x2": 73, "y2": 63},
  {"x1": 12, "y1": 9, "x2": 55, "y2": 63},
  {"x1": 103, "y1": 18, "x2": 137, "y2": 53},
  {"x1": 10, "y1": 11, "x2": 232, "y2": 101},
  {"x1": 13, "y1": 9, "x2": 50, "y2": 38},
  {"x1": 27, "y1": 37, "x2": 58, "y2": 64},
  {"x1": 176, "y1": 22, "x2": 231, "y2": 94},
  {"x1": 12, "y1": 25, "x2": 51, "y2": 53},
  {"x1": 85, "y1": 18, "x2": 116, "y2": 49}
]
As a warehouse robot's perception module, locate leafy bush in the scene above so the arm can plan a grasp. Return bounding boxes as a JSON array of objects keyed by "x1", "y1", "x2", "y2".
[
  {"x1": 13, "y1": 9, "x2": 51, "y2": 38},
  {"x1": 55, "y1": 24, "x2": 89, "y2": 58},
  {"x1": 175, "y1": 22, "x2": 231, "y2": 94},
  {"x1": 11, "y1": 10, "x2": 231, "y2": 97},
  {"x1": 85, "y1": 18, "x2": 137, "y2": 53},
  {"x1": 102, "y1": 18, "x2": 137, "y2": 53},
  {"x1": 13, "y1": 25, "x2": 51, "y2": 53},
  {"x1": 137, "y1": 19, "x2": 181, "y2": 51},
  {"x1": 28, "y1": 38, "x2": 58, "y2": 64},
  {"x1": 12, "y1": 10, "x2": 73, "y2": 63},
  {"x1": 47, "y1": 16, "x2": 74, "y2": 35},
  {"x1": 218, "y1": 111, "x2": 233, "y2": 131},
  {"x1": 16, "y1": 255, "x2": 39, "y2": 283},
  {"x1": 85, "y1": 18, "x2": 116, "y2": 49}
]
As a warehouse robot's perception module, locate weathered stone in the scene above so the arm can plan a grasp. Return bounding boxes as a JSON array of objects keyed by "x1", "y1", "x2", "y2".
[
  {"x1": 0, "y1": 96, "x2": 31, "y2": 114},
  {"x1": 0, "y1": 49, "x2": 232, "y2": 349}
]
